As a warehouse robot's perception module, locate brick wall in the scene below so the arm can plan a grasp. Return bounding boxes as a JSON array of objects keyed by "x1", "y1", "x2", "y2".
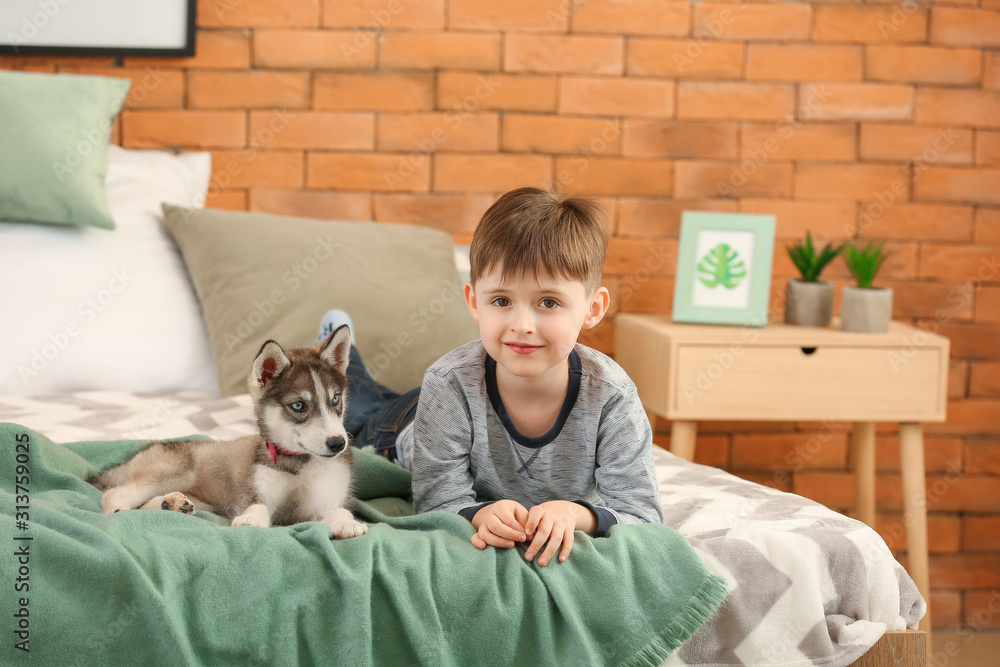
[{"x1": 4, "y1": 0, "x2": 998, "y2": 630}]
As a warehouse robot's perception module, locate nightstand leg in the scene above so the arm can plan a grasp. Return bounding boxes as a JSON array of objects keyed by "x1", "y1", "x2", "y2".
[
  {"x1": 900, "y1": 422, "x2": 932, "y2": 638},
  {"x1": 670, "y1": 420, "x2": 697, "y2": 461},
  {"x1": 852, "y1": 422, "x2": 877, "y2": 528}
]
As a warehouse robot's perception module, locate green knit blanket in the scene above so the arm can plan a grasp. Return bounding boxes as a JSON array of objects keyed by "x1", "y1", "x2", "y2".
[{"x1": 0, "y1": 424, "x2": 725, "y2": 666}]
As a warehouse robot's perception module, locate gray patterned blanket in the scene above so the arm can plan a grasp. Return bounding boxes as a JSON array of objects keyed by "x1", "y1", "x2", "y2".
[{"x1": 0, "y1": 391, "x2": 924, "y2": 666}]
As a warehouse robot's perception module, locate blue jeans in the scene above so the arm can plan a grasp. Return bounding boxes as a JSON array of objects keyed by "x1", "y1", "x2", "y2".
[{"x1": 345, "y1": 346, "x2": 419, "y2": 462}]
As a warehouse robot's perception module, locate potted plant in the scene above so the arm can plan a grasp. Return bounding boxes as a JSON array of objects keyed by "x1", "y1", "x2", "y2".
[
  {"x1": 841, "y1": 239, "x2": 892, "y2": 333},
  {"x1": 784, "y1": 232, "x2": 843, "y2": 327}
]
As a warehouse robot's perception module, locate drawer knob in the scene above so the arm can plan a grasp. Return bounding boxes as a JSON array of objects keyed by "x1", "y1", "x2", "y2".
[{"x1": 801, "y1": 347, "x2": 818, "y2": 355}]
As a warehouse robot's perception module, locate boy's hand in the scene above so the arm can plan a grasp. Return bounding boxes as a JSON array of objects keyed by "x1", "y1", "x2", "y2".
[
  {"x1": 470, "y1": 500, "x2": 529, "y2": 550},
  {"x1": 523, "y1": 501, "x2": 597, "y2": 566}
]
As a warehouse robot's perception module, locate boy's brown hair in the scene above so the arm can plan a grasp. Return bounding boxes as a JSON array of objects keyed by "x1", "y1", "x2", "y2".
[{"x1": 469, "y1": 187, "x2": 608, "y2": 294}]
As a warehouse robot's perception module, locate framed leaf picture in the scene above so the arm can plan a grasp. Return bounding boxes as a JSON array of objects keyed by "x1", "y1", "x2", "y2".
[{"x1": 672, "y1": 211, "x2": 776, "y2": 327}]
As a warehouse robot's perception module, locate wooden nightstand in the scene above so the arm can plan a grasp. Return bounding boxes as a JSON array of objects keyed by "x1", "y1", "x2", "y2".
[{"x1": 615, "y1": 314, "x2": 950, "y2": 633}]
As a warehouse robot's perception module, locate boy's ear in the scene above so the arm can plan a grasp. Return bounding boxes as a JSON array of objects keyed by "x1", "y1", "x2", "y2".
[
  {"x1": 463, "y1": 281, "x2": 480, "y2": 323},
  {"x1": 582, "y1": 286, "x2": 610, "y2": 330}
]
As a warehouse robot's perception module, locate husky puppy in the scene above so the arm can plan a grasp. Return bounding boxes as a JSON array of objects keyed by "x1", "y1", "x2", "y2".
[{"x1": 89, "y1": 325, "x2": 368, "y2": 539}]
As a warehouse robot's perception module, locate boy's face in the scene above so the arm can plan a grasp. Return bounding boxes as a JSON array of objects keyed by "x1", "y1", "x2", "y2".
[{"x1": 464, "y1": 266, "x2": 609, "y2": 383}]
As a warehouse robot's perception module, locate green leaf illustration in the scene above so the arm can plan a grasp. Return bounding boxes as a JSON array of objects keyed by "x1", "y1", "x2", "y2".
[{"x1": 697, "y1": 243, "x2": 746, "y2": 289}]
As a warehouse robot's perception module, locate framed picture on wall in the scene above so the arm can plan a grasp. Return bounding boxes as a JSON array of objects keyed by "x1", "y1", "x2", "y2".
[
  {"x1": 672, "y1": 211, "x2": 776, "y2": 327},
  {"x1": 0, "y1": 0, "x2": 196, "y2": 57}
]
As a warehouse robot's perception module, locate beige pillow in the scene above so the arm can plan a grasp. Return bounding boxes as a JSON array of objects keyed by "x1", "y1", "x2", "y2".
[{"x1": 162, "y1": 205, "x2": 479, "y2": 396}]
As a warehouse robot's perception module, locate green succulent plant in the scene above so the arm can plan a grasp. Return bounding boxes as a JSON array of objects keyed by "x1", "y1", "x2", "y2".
[
  {"x1": 786, "y1": 232, "x2": 844, "y2": 283},
  {"x1": 843, "y1": 239, "x2": 890, "y2": 289}
]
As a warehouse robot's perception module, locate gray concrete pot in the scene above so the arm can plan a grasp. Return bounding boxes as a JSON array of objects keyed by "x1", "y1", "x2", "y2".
[
  {"x1": 784, "y1": 279, "x2": 835, "y2": 327},
  {"x1": 840, "y1": 286, "x2": 893, "y2": 333}
]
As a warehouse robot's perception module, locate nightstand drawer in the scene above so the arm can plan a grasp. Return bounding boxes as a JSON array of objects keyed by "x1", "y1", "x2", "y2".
[{"x1": 673, "y1": 344, "x2": 946, "y2": 422}]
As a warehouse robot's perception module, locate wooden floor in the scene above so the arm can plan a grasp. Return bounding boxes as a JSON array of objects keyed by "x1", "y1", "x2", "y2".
[{"x1": 930, "y1": 630, "x2": 1000, "y2": 667}]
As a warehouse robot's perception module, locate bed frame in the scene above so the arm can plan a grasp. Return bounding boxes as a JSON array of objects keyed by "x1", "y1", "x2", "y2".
[{"x1": 849, "y1": 630, "x2": 927, "y2": 666}]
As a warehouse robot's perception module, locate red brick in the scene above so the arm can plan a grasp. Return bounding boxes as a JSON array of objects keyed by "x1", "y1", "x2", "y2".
[
  {"x1": 605, "y1": 239, "x2": 676, "y2": 277},
  {"x1": 977, "y1": 131, "x2": 1000, "y2": 167},
  {"x1": 322, "y1": 0, "x2": 444, "y2": 29},
  {"x1": 916, "y1": 88, "x2": 1000, "y2": 130},
  {"x1": 434, "y1": 153, "x2": 552, "y2": 192},
  {"x1": 739, "y1": 200, "x2": 856, "y2": 239},
  {"x1": 977, "y1": 209, "x2": 1000, "y2": 242},
  {"x1": 888, "y1": 280, "x2": 975, "y2": 320},
  {"x1": 59, "y1": 66, "x2": 184, "y2": 109},
  {"x1": 437, "y1": 71, "x2": 556, "y2": 113},
  {"x1": 208, "y1": 150, "x2": 303, "y2": 189},
  {"x1": 862, "y1": 204, "x2": 974, "y2": 242},
  {"x1": 502, "y1": 115, "x2": 620, "y2": 155},
  {"x1": 732, "y1": 432, "x2": 848, "y2": 471},
  {"x1": 866, "y1": 45, "x2": 982, "y2": 86},
  {"x1": 693, "y1": 3, "x2": 812, "y2": 41},
  {"x1": 678, "y1": 82, "x2": 795, "y2": 121},
  {"x1": 125, "y1": 30, "x2": 251, "y2": 69},
  {"x1": 308, "y1": 153, "x2": 430, "y2": 193},
  {"x1": 450, "y1": 0, "x2": 569, "y2": 31},
  {"x1": 204, "y1": 190, "x2": 247, "y2": 211},
  {"x1": 795, "y1": 164, "x2": 908, "y2": 200},
  {"x1": 253, "y1": 30, "x2": 375, "y2": 68},
  {"x1": 616, "y1": 277, "x2": 673, "y2": 314},
  {"x1": 675, "y1": 161, "x2": 792, "y2": 199},
  {"x1": 373, "y1": 194, "x2": 495, "y2": 235},
  {"x1": 964, "y1": 516, "x2": 1000, "y2": 551},
  {"x1": 555, "y1": 157, "x2": 673, "y2": 197},
  {"x1": 915, "y1": 167, "x2": 1000, "y2": 206},
  {"x1": 623, "y1": 121, "x2": 738, "y2": 159},
  {"x1": 868, "y1": 435, "x2": 964, "y2": 474},
  {"x1": 791, "y1": 471, "x2": 854, "y2": 510},
  {"x1": 249, "y1": 111, "x2": 373, "y2": 150},
  {"x1": 380, "y1": 31, "x2": 500, "y2": 70},
  {"x1": 930, "y1": 555, "x2": 1000, "y2": 589},
  {"x1": 975, "y1": 286, "x2": 1000, "y2": 324},
  {"x1": 249, "y1": 189, "x2": 372, "y2": 221},
  {"x1": 618, "y1": 199, "x2": 737, "y2": 238},
  {"x1": 949, "y1": 361, "x2": 969, "y2": 400},
  {"x1": 746, "y1": 44, "x2": 863, "y2": 82},
  {"x1": 811, "y1": 5, "x2": 928, "y2": 43},
  {"x1": 198, "y1": 0, "x2": 319, "y2": 27},
  {"x1": 188, "y1": 71, "x2": 310, "y2": 109},
  {"x1": 965, "y1": 591, "x2": 1000, "y2": 628},
  {"x1": 742, "y1": 123, "x2": 856, "y2": 162},
  {"x1": 876, "y1": 514, "x2": 961, "y2": 554},
  {"x1": 970, "y1": 362, "x2": 1000, "y2": 395},
  {"x1": 966, "y1": 435, "x2": 1000, "y2": 470},
  {"x1": 860, "y1": 124, "x2": 973, "y2": 165},
  {"x1": 928, "y1": 326, "x2": 1000, "y2": 363},
  {"x1": 800, "y1": 83, "x2": 914, "y2": 122},
  {"x1": 573, "y1": 0, "x2": 689, "y2": 36},
  {"x1": 505, "y1": 34, "x2": 623, "y2": 75},
  {"x1": 627, "y1": 38, "x2": 743, "y2": 78},
  {"x1": 378, "y1": 113, "x2": 498, "y2": 153},
  {"x1": 558, "y1": 77, "x2": 675, "y2": 117},
  {"x1": 986, "y1": 52, "x2": 1000, "y2": 90},
  {"x1": 121, "y1": 110, "x2": 246, "y2": 149},
  {"x1": 314, "y1": 73, "x2": 434, "y2": 111},
  {"x1": 928, "y1": 591, "x2": 961, "y2": 630},
  {"x1": 931, "y1": 8, "x2": 1000, "y2": 47}
]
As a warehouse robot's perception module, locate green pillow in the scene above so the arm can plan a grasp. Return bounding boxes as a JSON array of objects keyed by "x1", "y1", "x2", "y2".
[
  {"x1": 0, "y1": 70, "x2": 130, "y2": 229},
  {"x1": 161, "y1": 205, "x2": 480, "y2": 396}
]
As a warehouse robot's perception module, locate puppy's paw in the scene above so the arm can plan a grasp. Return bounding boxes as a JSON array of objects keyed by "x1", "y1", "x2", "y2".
[
  {"x1": 329, "y1": 518, "x2": 369, "y2": 539},
  {"x1": 160, "y1": 492, "x2": 195, "y2": 514}
]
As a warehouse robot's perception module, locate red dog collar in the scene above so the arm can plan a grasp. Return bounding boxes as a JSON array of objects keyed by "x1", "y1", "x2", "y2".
[{"x1": 267, "y1": 441, "x2": 305, "y2": 464}]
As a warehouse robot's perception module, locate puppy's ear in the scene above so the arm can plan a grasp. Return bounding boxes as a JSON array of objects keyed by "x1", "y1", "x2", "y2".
[
  {"x1": 318, "y1": 324, "x2": 351, "y2": 376},
  {"x1": 249, "y1": 341, "x2": 291, "y2": 393}
]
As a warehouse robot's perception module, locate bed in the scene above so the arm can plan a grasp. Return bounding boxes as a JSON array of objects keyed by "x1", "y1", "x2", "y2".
[{"x1": 0, "y1": 71, "x2": 925, "y2": 666}]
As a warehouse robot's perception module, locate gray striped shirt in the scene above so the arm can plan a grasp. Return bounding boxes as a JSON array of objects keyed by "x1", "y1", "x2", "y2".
[{"x1": 411, "y1": 340, "x2": 664, "y2": 536}]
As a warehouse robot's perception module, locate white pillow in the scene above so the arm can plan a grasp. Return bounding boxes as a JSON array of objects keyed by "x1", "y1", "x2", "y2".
[{"x1": 0, "y1": 146, "x2": 219, "y2": 396}]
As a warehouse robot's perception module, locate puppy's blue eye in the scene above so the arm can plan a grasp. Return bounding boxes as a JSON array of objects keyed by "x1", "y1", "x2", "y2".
[
  {"x1": 332, "y1": 394, "x2": 340, "y2": 406},
  {"x1": 289, "y1": 401, "x2": 306, "y2": 412}
]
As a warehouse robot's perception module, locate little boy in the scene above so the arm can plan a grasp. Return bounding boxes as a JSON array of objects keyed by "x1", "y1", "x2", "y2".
[
  {"x1": 318, "y1": 187, "x2": 663, "y2": 566},
  {"x1": 410, "y1": 187, "x2": 663, "y2": 567}
]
